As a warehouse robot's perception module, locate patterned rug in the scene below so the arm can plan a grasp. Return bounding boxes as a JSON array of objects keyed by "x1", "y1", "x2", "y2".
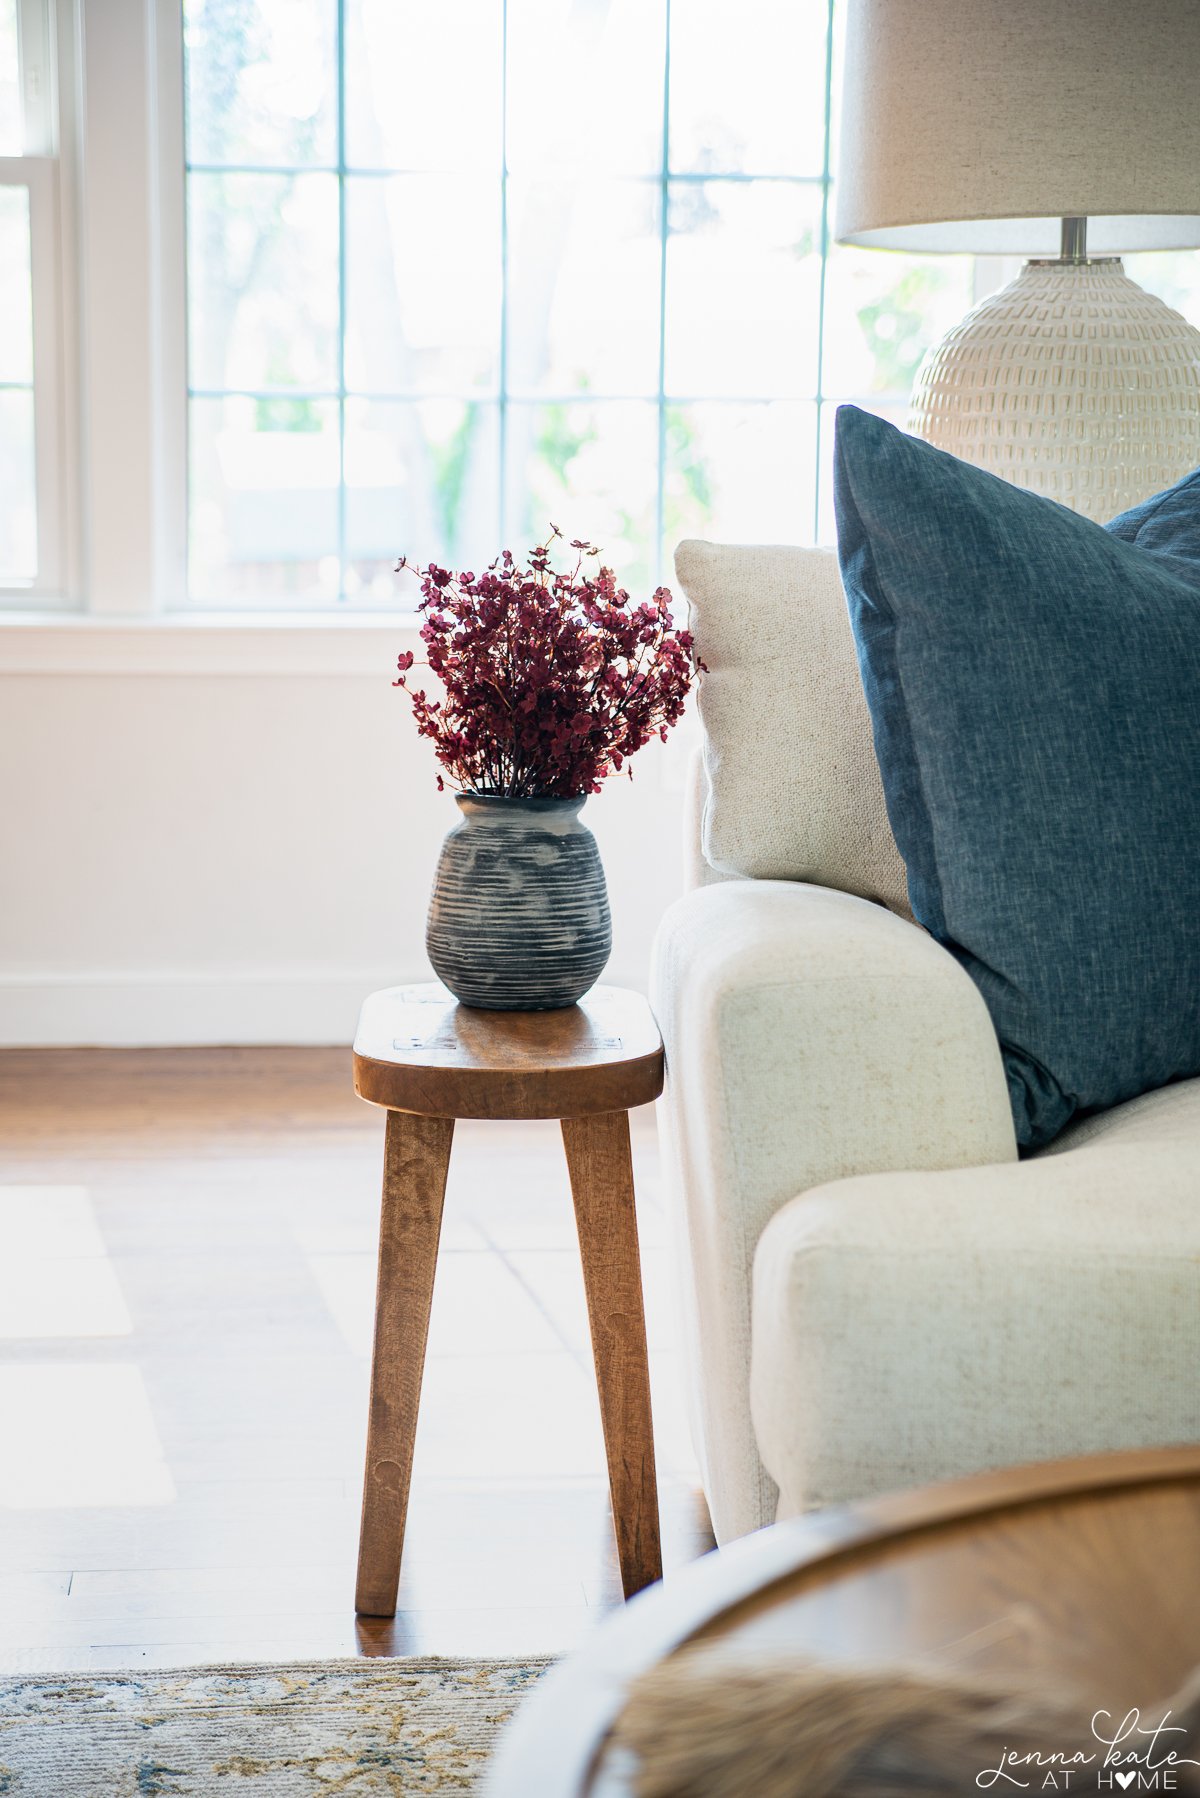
[{"x1": 0, "y1": 1655, "x2": 551, "y2": 1795}]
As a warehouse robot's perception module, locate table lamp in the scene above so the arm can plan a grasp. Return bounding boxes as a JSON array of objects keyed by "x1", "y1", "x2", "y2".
[{"x1": 835, "y1": 0, "x2": 1200, "y2": 520}]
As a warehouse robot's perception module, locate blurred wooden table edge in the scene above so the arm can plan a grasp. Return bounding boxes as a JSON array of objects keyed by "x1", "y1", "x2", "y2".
[{"x1": 484, "y1": 1443, "x2": 1200, "y2": 1798}]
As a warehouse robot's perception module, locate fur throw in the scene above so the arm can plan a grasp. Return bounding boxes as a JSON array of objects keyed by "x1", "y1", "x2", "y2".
[{"x1": 612, "y1": 1649, "x2": 1200, "y2": 1798}]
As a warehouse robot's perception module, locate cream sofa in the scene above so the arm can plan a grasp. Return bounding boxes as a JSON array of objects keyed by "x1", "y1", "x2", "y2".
[{"x1": 651, "y1": 541, "x2": 1200, "y2": 1545}]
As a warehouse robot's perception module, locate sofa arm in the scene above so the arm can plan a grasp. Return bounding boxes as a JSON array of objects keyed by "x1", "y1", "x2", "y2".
[{"x1": 650, "y1": 879, "x2": 1016, "y2": 1543}]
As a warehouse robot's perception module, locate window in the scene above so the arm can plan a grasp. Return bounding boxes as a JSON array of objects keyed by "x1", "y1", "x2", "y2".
[
  {"x1": 7, "y1": 1, "x2": 1200, "y2": 618},
  {"x1": 0, "y1": 0, "x2": 65, "y2": 598},
  {"x1": 181, "y1": 0, "x2": 983, "y2": 609}
]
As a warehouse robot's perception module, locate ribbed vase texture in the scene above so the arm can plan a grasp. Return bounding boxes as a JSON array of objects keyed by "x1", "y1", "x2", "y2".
[
  {"x1": 426, "y1": 794, "x2": 612, "y2": 1011},
  {"x1": 909, "y1": 259, "x2": 1200, "y2": 521}
]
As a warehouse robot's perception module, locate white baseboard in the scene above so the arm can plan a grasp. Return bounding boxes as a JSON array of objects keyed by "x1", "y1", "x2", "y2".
[
  {"x1": 0, "y1": 965, "x2": 648, "y2": 1046},
  {"x1": 0, "y1": 970, "x2": 419, "y2": 1047}
]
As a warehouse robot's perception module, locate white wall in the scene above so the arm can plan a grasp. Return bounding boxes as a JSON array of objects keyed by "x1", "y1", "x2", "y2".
[{"x1": 0, "y1": 634, "x2": 692, "y2": 1045}]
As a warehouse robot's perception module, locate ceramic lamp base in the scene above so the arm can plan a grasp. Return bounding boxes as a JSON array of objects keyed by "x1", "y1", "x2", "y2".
[{"x1": 909, "y1": 259, "x2": 1200, "y2": 521}]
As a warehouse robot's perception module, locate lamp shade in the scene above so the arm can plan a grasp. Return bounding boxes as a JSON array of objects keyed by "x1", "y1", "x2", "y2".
[{"x1": 835, "y1": 0, "x2": 1200, "y2": 254}]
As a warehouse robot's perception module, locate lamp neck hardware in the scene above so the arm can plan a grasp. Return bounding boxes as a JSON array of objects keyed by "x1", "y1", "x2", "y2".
[
  {"x1": 1060, "y1": 215, "x2": 1088, "y2": 262},
  {"x1": 1026, "y1": 215, "x2": 1120, "y2": 269}
]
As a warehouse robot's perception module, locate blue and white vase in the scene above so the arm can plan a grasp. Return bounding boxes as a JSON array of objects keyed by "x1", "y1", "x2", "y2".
[{"x1": 426, "y1": 794, "x2": 612, "y2": 1011}]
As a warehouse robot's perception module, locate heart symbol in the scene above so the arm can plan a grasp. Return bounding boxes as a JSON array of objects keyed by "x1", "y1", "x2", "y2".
[{"x1": 1116, "y1": 1775, "x2": 1136, "y2": 1790}]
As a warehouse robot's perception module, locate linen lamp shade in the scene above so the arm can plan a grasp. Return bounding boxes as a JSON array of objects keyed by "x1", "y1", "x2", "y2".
[{"x1": 836, "y1": 0, "x2": 1200, "y2": 517}]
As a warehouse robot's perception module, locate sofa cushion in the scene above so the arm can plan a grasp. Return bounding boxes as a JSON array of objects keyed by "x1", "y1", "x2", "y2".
[
  {"x1": 1039, "y1": 1072, "x2": 1200, "y2": 1156},
  {"x1": 752, "y1": 1140, "x2": 1200, "y2": 1516},
  {"x1": 674, "y1": 539, "x2": 910, "y2": 916},
  {"x1": 834, "y1": 405, "x2": 1200, "y2": 1149}
]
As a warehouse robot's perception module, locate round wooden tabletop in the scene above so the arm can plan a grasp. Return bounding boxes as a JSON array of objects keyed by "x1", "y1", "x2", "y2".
[
  {"x1": 352, "y1": 983, "x2": 665, "y2": 1120},
  {"x1": 486, "y1": 1445, "x2": 1200, "y2": 1797}
]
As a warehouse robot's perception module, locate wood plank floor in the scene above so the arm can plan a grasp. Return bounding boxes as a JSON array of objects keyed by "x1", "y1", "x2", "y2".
[{"x1": 0, "y1": 1048, "x2": 713, "y2": 1671}]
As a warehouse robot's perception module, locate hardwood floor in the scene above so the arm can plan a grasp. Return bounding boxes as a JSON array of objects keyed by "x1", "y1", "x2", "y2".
[{"x1": 0, "y1": 1048, "x2": 713, "y2": 1671}]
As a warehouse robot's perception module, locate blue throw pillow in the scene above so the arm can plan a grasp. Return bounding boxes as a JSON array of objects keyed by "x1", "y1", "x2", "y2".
[
  {"x1": 833, "y1": 405, "x2": 1200, "y2": 1150},
  {"x1": 1105, "y1": 467, "x2": 1200, "y2": 572}
]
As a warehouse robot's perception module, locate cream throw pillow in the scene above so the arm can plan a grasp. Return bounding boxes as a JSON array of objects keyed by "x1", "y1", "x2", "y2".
[{"x1": 675, "y1": 539, "x2": 910, "y2": 918}]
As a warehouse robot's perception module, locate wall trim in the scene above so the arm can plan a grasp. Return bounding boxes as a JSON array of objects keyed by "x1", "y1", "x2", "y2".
[
  {"x1": 0, "y1": 969, "x2": 418, "y2": 1046},
  {"x1": 0, "y1": 966, "x2": 649, "y2": 1047},
  {"x1": 0, "y1": 613, "x2": 422, "y2": 676}
]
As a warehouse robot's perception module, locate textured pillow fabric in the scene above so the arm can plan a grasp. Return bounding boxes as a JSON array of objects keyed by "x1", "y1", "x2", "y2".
[
  {"x1": 833, "y1": 406, "x2": 1200, "y2": 1150},
  {"x1": 675, "y1": 539, "x2": 910, "y2": 917}
]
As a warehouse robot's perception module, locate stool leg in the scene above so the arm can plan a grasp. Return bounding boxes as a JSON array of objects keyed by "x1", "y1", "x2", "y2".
[
  {"x1": 355, "y1": 1109, "x2": 455, "y2": 1617},
  {"x1": 561, "y1": 1109, "x2": 662, "y2": 1599}
]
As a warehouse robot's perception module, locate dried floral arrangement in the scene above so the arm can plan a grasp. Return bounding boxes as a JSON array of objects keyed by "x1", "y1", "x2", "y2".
[{"x1": 394, "y1": 527, "x2": 700, "y2": 798}]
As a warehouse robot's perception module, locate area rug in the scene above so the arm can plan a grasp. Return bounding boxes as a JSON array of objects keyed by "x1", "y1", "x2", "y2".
[{"x1": 0, "y1": 1655, "x2": 551, "y2": 1795}]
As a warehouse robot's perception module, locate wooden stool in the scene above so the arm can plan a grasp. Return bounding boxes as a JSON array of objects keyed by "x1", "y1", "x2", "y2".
[{"x1": 351, "y1": 982, "x2": 665, "y2": 1618}]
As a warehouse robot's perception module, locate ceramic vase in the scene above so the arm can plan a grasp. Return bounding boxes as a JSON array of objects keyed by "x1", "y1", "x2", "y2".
[{"x1": 426, "y1": 794, "x2": 612, "y2": 1010}]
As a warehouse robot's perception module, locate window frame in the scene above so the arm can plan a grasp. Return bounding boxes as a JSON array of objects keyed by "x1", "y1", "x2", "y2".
[
  {"x1": 0, "y1": 0, "x2": 189, "y2": 617},
  {"x1": 0, "y1": 152, "x2": 65, "y2": 596},
  {"x1": 70, "y1": 0, "x2": 187, "y2": 615},
  {"x1": 0, "y1": 0, "x2": 1006, "y2": 637},
  {"x1": 0, "y1": 0, "x2": 72, "y2": 603},
  {"x1": 0, "y1": 0, "x2": 426, "y2": 648},
  {"x1": 175, "y1": 0, "x2": 844, "y2": 611}
]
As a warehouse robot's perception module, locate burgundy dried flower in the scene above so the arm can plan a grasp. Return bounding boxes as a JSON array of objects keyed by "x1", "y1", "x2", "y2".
[{"x1": 393, "y1": 526, "x2": 704, "y2": 798}]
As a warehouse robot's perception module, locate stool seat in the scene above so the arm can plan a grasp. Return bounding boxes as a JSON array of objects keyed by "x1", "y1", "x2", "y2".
[{"x1": 353, "y1": 983, "x2": 664, "y2": 1120}]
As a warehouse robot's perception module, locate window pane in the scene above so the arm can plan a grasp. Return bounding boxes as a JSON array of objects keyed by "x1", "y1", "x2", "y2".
[
  {"x1": 179, "y1": 0, "x2": 957, "y2": 604},
  {"x1": 506, "y1": 0, "x2": 666, "y2": 178},
  {"x1": 0, "y1": 389, "x2": 36, "y2": 581},
  {"x1": 825, "y1": 0, "x2": 848, "y2": 181},
  {"x1": 815, "y1": 397, "x2": 909, "y2": 545},
  {"x1": 189, "y1": 395, "x2": 340, "y2": 602},
  {"x1": 184, "y1": 0, "x2": 337, "y2": 168},
  {"x1": 344, "y1": 176, "x2": 500, "y2": 395},
  {"x1": 665, "y1": 401, "x2": 818, "y2": 556},
  {"x1": 345, "y1": 0, "x2": 501, "y2": 172},
  {"x1": 345, "y1": 398, "x2": 500, "y2": 597},
  {"x1": 1126, "y1": 251, "x2": 1200, "y2": 328},
  {"x1": 0, "y1": 186, "x2": 32, "y2": 384},
  {"x1": 0, "y1": 0, "x2": 20, "y2": 154},
  {"x1": 507, "y1": 180, "x2": 661, "y2": 398},
  {"x1": 505, "y1": 401, "x2": 658, "y2": 593},
  {"x1": 187, "y1": 171, "x2": 339, "y2": 390},
  {"x1": 670, "y1": 0, "x2": 829, "y2": 175},
  {"x1": 666, "y1": 182, "x2": 823, "y2": 397},
  {"x1": 820, "y1": 243, "x2": 976, "y2": 400}
]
